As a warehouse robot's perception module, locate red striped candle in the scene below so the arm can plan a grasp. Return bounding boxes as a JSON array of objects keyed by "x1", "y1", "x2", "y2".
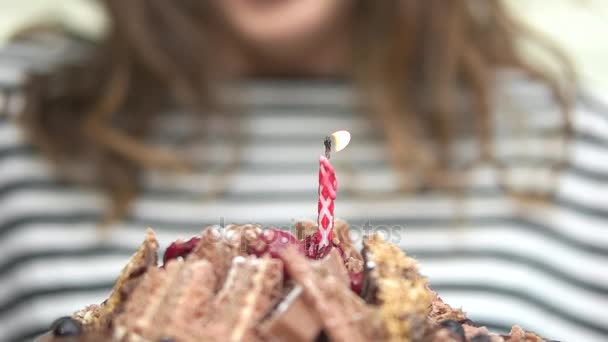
[
  {"x1": 315, "y1": 131, "x2": 350, "y2": 258},
  {"x1": 317, "y1": 154, "x2": 337, "y2": 250}
]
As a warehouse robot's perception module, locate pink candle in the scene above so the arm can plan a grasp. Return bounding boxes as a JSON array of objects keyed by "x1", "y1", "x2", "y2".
[
  {"x1": 317, "y1": 153, "x2": 337, "y2": 250},
  {"x1": 314, "y1": 131, "x2": 350, "y2": 258}
]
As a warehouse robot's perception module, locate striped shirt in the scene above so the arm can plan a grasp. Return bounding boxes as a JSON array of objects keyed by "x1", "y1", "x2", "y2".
[{"x1": 0, "y1": 41, "x2": 607, "y2": 342}]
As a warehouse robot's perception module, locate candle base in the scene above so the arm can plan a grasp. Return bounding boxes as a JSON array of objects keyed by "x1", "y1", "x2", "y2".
[{"x1": 303, "y1": 234, "x2": 333, "y2": 260}]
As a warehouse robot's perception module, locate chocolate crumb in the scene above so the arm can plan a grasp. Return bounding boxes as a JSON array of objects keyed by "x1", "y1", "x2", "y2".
[
  {"x1": 440, "y1": 320, "x2": 465, "y2": 341},
  {"x1": 127, "y1": 265, "x2": 148, "y2": 279},
  {"x1": 470, "y1": 333, "x2": 492, "y2": 342},
  {"x1": 51, "y1": 316, "x2": 82, "y2": 337},
  {"x1": 458, "y1": 318, "x2": 477, "y2": 326},
  {"x1": 315, "y1": 331, "x2": 330, "y2": 342}
]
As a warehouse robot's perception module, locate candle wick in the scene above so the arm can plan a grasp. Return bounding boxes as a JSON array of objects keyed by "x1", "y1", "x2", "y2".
[{"x1": 324, "y1": 136, "x2": 332, "y2": 159}]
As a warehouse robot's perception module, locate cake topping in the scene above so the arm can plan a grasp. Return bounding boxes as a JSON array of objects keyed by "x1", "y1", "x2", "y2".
[
  {"x1": 505, "y1": 325, "x2": 546, "y2": 342},
  {"x1": 247, "y1": 228, "x2": 304, "y2": 258},
  {"x1": 294, "y1": 219, "x2": 318, "y2": 240},
  {"x1": 109, "y1": 228, "x2": 158, "y2": 295},
  {"x1": 333, "y1": 219, "x2": 365, "y2": 293},
  {"x1": 163, "y1": 236, "x2": 201, "y2": 264},
  {"x1": 429, "y1": 288, "x2": 467, "y2": 323},
  {"x1": 470, "y1": 334, "x2": 492, "y2": 342},
  {"x1": 187, "y1": 226, "x2": 244, "y2": 290},
  {"x1": 348, "y1": 270, "x2": 364, "y2": 294},
  {"x1": 73, "y1": 228, "x2": 159, "y2": 330},
  {"x1": 362, "y1": 234, "x2": 432, "y2": 342},
  {"x1": 440, "y1": 320, "x2": 466, "y2": 341},
  {"x1": 428, "y1": 328, "x2": 464, "y2": 342},
  {"x1": 459, "y1": 318, "x2": 478, "y2": 326},
  {"x1": 462, "y1": 324, "x2": 490, "y2": 340},
  {"x1": 50, "y1": 316, "x2": 82, "y2": 337}
]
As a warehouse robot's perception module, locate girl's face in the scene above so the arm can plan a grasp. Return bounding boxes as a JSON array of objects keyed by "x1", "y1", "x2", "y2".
[{"x1": 211, "y1": 0, "x2": 353, "y2": 51}]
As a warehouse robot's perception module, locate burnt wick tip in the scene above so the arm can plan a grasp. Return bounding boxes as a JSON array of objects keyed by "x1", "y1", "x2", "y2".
[{"x1": 324, "y1": 136, "x2": 332, "y2": 159}]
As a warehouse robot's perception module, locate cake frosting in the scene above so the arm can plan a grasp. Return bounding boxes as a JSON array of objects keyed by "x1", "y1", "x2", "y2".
[{"x1": 37, "y1": 220, "x2": 555, "y2": 342}]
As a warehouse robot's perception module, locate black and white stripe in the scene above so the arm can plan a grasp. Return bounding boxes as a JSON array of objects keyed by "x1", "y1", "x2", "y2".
[{"x1": 0, "y1": 41, "x2": 607, "y2": 342}]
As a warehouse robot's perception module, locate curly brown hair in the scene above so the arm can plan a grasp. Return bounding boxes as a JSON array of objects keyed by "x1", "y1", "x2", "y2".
[{"x1": 17, "y1": 0, "x2": 574, "y2": 221}]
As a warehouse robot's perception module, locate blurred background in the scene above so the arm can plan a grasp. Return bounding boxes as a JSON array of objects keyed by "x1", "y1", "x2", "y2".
[
  {"x1": 0, "y1": 1, "x2": 607, "y2": 341},
  {"x1": 0, "y1": 0, "x2": 607, "y2": 93}
]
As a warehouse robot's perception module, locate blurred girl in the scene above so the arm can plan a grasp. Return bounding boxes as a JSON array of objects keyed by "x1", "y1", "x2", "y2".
[{"x1": 0, "y1": 1, "x2": 605, "y2": 341}]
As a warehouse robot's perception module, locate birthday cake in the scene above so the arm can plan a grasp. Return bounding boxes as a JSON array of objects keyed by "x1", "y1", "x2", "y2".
[{"x1": 37, "y1": 220, "x2": 553, "y2": 342}]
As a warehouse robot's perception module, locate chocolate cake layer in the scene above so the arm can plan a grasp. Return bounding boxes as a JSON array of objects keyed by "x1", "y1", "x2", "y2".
[
  {"x1": 279, "y1": 246, "x2": 382, "y2": 342},
  {"x1": 73, "y1": 228, "x2": 159, "y2": 331},
  {"x1": 209, "y1": 256, "x2": 283, "y2": 342},
  {"x1": 259, "y1": 286, "x2": 322, "y2": 342}
]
